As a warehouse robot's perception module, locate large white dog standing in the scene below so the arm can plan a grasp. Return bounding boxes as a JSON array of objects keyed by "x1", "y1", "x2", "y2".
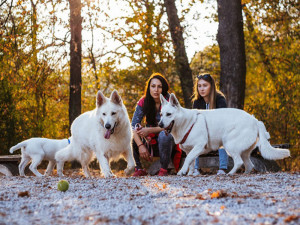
[
  {"x1": 55, "y1": 90, "x2": 135, "y2": 178},
  {"x1": 159, "y1": 93, "x2": 290, "y2": 175}
]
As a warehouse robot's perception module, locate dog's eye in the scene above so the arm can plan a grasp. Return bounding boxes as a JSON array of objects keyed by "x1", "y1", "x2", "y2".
[
  {"x1": 103, "y1": 113, "x2": 106, "y2": 116},
  {"x1": 166, "y1": 113, "x2": 171, "y2": 116},
  {"x1": 111, "y1": 112, "x2": 116, "y2": 116}
]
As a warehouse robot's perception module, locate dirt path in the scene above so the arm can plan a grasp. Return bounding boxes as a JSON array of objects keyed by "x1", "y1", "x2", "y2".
[{"x1": 0, "y1": 171, "x2": 299, "y2": 224}]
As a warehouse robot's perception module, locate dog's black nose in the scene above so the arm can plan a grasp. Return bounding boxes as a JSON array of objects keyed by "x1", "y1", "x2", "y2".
[
  {"x1": 158, "y1": 121, "x2": 164, "y2": 128},
  {"x1": 105, "y1": 124, "x2": 111, "y2": 129}
]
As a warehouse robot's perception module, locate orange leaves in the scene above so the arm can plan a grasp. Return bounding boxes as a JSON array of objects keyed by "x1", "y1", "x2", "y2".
[
  {"x1": 241, "y1": 0, "x2": 251, "y2": 5},
  {"x1": 154, "y1": 183, "x2": 167, "y2": 190},
  {"x1": 210, "y1": 191, "x2": 220, "y2": 199},
  {"x1": 284, "y1": 215, "x2": 299, "y2": 223},
  {"x1": 196, "y1": 189, "x2": 227, "y2": 200}
]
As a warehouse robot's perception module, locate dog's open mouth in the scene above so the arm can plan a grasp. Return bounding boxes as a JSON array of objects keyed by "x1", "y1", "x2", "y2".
[
  {"x1": 104, "y1": 124, "x2": 116, "y2": 139},
  {"x1": 164, "y1": 120, "x2": 174, "y2": 134}
]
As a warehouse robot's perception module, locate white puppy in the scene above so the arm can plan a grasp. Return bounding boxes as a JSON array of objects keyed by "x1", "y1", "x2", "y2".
[
  {"x1": 159, "y1": 93, "x2": 290, "y2": 175},
  {"x1": 9, "y1": 138, "x2": 70, "y2": 177},
  {"x1": 55, "y1": 90, "x2": 135, "y2": 178}
]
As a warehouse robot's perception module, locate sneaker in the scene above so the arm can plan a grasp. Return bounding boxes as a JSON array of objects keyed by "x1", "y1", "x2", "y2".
[
  {"x1": 193, "y1": 169, "x2": 201, "y2": 176},
  {"x1": 217, "y1": 169, "x2": 226, "y2": 175},
  {"x1": 132, "y1": 168, "x2": 148, "y2": 177},
  {"x1": 158, "y1": 168, "x2": 168, "y2": 176}
]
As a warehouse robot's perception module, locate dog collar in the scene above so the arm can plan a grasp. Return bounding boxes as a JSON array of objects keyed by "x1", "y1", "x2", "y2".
[{"x1": 179, "y1": 123, "x2": 195, "y2": 144}]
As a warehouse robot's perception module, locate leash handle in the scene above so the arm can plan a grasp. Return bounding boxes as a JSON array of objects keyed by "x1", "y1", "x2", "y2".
[{"x1": 134, "y1": 123, "x2": 142, "y2": 131}]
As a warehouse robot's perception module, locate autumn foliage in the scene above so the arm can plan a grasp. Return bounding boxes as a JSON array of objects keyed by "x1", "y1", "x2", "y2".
[{"x1": 0, "y1": 0, "x2": 298, "y2": 170}]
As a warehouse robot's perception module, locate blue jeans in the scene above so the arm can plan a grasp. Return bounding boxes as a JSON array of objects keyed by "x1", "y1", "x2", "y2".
[{"x1": 194, "y1": 148, "x2": 228, "y2": 170}]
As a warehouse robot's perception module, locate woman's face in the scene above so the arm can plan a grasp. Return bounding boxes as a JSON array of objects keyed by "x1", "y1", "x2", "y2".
[
  {"x1": 149, "y1": 78, "x2": 163, "y2": 100},
  {"x1": 197, "y1": 79, "x2": 211, "y2": 99}
]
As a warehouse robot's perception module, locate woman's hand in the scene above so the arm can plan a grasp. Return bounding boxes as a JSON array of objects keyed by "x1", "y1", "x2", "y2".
[
  {"x1": 136, "y1": 127, "x2": 151, "y2": 138},
  {"x1": 138, "y1": 144, "x2": 152, "y2": 161}
]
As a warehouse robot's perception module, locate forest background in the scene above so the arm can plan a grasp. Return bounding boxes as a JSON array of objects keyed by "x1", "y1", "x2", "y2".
[{"x1": 0, "y1": 0, "x2": 299, "y2": 171}]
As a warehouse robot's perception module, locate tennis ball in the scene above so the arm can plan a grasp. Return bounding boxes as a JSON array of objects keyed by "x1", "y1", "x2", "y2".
[{"x1": 57, "y1": 180, "x2": 69, "y2": 192}]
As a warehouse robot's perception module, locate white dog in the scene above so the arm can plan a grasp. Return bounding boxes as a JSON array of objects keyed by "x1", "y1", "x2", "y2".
[
  {"x1": 55, "y1": 90, "x2": 135, "y2": 178},
  {"x1": 159, "y1": 93, "x2": 290, "y2": 175},
  {"x1": 9, "y1": 138, "x2": 70, "y2": 177}
]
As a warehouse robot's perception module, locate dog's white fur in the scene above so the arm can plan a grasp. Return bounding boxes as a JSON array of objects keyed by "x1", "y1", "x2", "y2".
[
  {"x1": 9, "y1": 138, "x2": 69, "y2": 177},
  {"x1": 159, "y1": 93, "x2": 290, "y2": 175},
  {"x1": 55, "y1": 90, "x2": 135, "y2": 178}
]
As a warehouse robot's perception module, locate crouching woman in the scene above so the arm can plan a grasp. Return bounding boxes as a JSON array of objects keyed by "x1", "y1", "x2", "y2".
[{"x1": 131, "y1": 73, "x2": 175, "y2": 176}]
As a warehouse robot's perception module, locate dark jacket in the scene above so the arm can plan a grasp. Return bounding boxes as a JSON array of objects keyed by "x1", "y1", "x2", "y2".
[{"x1": 192, "y1": 93, "x2": 227, "y2": 109}]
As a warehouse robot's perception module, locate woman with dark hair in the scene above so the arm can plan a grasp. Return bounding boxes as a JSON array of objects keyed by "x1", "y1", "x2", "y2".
[
  {"x1": 192, "y1": 73, "x2": 228, "y2": 175},
  {"x1": 131, "y1": 73, "x2": 175, "y2": 176}
]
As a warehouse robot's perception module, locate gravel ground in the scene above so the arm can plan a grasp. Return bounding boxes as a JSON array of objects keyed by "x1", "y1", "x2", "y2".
[{"x1": 0, "y1": 171, "x2": 299, "y2": 225}]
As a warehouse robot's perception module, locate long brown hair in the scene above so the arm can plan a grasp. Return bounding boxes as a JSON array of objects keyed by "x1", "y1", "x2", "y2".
[
  {"x1": 143, "y1": 73, "x2": 169, "y2": 126},
  {"x1": 192, "y1": 73, "x2": 224, "y2": 109}
]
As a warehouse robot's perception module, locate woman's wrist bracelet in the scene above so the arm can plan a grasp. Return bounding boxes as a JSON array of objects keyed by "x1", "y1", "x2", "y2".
[{"x1": 138, "y1": 143, "x2": 144, "y2": 148}]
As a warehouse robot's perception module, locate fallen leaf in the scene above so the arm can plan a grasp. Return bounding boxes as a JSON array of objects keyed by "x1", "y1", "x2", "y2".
[
  {"x1": 211, "y1": 191, "x2": 220, "y2": 199},
  {"x1": 162, "y1": 184, "x2": 166, "y2": 189},
  {"x1": 211, "y1": 190, "x2": 227, "y2": 199},
  {"x1": 195, "y1": 194, "x2": 206, "y2": 200},
  {"x1": 18, "y1": 191, "x2": 29, "y2": 197},
  {"x1": 220, "y1": 205, "x2": 225, "y2": 210},
  {"x1": 284, "y1": 215, "x2": 299, "y2": 222}
]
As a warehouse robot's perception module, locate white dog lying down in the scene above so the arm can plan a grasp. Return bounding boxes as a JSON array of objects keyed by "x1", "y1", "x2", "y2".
[
  {"x1": 159, "y1": 93, "x2": 290, "y2": 175},
  {"x1": 9, "y1": 138, "x2": 70, "y2": 177},
  {"x1": 55, "y1": 90, "x2": 135, "y2": 178}
]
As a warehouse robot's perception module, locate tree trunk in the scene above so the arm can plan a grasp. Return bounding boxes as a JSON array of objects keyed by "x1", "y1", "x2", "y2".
[
  {"x1": 69, "y1": 0, "x2": 82, "y2": 128},
  {"x1": 164, "y1": 0, "x2": 193, "y2": 108},
  {"x1": 217, "y1": 0, "x2": 246, "y2": 109}
]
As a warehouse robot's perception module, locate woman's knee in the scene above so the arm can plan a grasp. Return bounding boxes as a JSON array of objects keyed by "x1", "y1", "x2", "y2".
[{"x1": 158, "y1": 131, "x2": 174, "y2": 144}]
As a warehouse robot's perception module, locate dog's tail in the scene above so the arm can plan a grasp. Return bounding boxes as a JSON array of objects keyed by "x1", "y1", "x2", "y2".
[
  {"x1": 258, "y1": 121, "x2": 270, "y2": 140},
  {"x1": 257, "y1": 121, "x2": 290, "y2": 160},
  {"x1": 9, "y1": 141, "x2": 28, "y2": 154},
  {"x1": 55, "y1": 145, "x2": 72, "y2": 162}
]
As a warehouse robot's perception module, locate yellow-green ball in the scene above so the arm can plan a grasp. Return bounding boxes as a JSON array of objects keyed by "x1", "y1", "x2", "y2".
[{"x1": 57, "y1": 180, "x2": 69, "y2": 192}]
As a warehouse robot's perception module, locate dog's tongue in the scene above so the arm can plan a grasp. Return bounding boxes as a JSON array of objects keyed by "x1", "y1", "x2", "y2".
[{"x1": 104, "y1": 129, "x2": 112, "y2": 139}]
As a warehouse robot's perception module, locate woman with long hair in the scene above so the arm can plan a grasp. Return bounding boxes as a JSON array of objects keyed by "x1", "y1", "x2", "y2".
[
  {"x1": 131, "y1": 73, "x2": 175, "y2": 176},
  {"x1": 192, "y1": 73, "x2": 228, "y2": 175}
]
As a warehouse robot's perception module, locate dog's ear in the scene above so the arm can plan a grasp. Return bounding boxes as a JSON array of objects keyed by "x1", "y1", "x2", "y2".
[
  {"x1": 170, "y1": 93, "x2": 180, "y2": 108},
  {"x1": 110, "y1": 90, "x2": 122, "y2": 105},
  {"x1": 96, "y1": 91, "x2": 106, "y2": 108},
  {"x1": 160, "y1": 94, "x2": 168, "y2": 106}
]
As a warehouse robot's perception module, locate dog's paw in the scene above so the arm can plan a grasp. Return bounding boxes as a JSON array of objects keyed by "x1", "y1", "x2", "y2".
[
  {"x1": 103, "y1": 172, "x2": 116, "y2": 178},
  {"x1": 35, "y1": 174, "x2": 44, "y2": 177},
  {"x1": 124, "y1": 167, "x2": 135, "y2": 176},
  {"x1": 57, "y1": 173, "x2": 65, "y2": 177},
  {"x1": 177, "y1": 169, "x2": 186, "y2": 176},
  {"x1": 187, "y1": 171, "x2": 194, "y2": 176}
]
